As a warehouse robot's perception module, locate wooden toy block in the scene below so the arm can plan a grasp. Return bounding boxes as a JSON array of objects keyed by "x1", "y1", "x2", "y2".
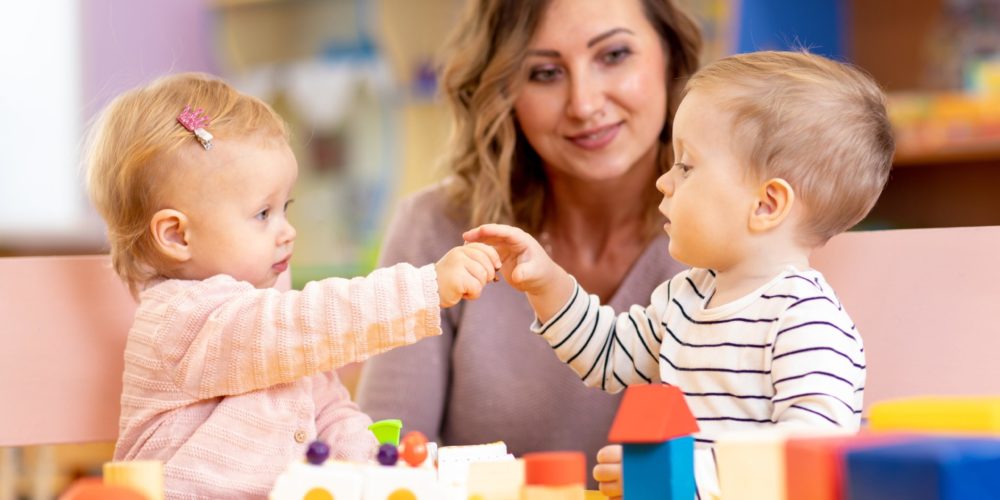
[
  {"x1": 716, "y1": 428, "x2": 791, "y2": 500},
  {"x1": 845, "y1": 436, "x2": 1000, "y2": 500},
  {"x1": 438, "y1": 441, "x2": 513, "y2": 491},
  {"x1": 785, "y1": 432, "x2": 916, "y2": 500},
  {"x1": 520, "y1": 485, "x2": 586, "y2": 500},
  {"x1": 466, "y1": 459, "x2": 525, "y2": 500},
  {"x1": 522, "y1": 452, "x2": 586, "y2": 500},
  {"x1": 622, "y1": 437, "x2": 695, "y2": 500},
  {"x1": 868, "y1": 396, "x2": 1000, "y2": 434},
  {"x1": 716, "y1": 427, "x2": 850, "y2": 500},
  {"x1": 608, "y1": 385, "x2": 699, "y2": 443},
  {"x1": 103, "y1": 460, "x2": 164, "y2": 500},
  {"x1": 608, "y1": 385, "x2": 700, "y2": 499}
]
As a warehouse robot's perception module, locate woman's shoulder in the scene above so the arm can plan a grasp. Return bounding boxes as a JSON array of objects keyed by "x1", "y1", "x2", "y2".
[{"x1": 391, "y1": 180, "x2": 467, "y2": 232}]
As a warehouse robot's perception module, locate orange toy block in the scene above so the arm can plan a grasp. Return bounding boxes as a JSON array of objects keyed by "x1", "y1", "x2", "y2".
[{"x1": 785, "y1": 432, "x2": 916, "y2": 500}]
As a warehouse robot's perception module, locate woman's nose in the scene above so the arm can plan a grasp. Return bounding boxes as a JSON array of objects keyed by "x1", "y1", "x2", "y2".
[{"x1": 566, "y1": 73, "x2": 605, "y2": 121}]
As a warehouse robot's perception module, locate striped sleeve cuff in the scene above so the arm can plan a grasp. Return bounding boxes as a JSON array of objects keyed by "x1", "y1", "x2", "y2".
[{"x1": 530, "y1": 276, "x2": 587, "y2": 344}]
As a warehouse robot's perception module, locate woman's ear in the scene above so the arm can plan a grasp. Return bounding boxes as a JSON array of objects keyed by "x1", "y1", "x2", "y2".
[
  {"x1": 150, "y1": 209, "x2": 192, "y2": 263},
  {"x1": 748, "y1": 178, "x2": 795, "y2": 233}
]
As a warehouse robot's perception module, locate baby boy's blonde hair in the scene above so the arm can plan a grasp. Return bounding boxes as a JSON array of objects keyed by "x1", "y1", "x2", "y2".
[
  {"x1": 85, "y1": 73, "x2": 288, "y2": 295},
  {"x1": 685, "y1": 51, "x2": 894, "y2": 246}
]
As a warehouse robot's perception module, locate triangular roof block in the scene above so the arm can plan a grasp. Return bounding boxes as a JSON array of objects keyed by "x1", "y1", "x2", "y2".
[{"x1": 608, "y1": 385, "x2": 699, "y2": 443}]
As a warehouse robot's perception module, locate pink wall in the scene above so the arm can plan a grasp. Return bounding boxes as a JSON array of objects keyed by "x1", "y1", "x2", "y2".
[{"x1": 81, "y1": 0, "x2": 218, "y2": 121}]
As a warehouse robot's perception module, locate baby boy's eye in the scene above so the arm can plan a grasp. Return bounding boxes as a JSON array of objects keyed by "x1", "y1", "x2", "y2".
[{"x1": 256, "y1": 208, "x2": 270, "y2": 221}]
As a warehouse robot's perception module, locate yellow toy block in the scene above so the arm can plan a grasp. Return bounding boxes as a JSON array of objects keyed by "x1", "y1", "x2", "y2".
[
  {"x1": 521, "y1": 484, "x2": 585, "y2": 500},
  {"x1": 868, "y1": 397, "x2": 1000, "y2": 434}
]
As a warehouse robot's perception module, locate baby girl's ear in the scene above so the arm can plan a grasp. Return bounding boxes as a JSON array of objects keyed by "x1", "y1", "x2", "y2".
[
  {"x1": 748, "y1": 178, "x2": 795, "y2": 233},
  {"x1": 150, "y1": 209, "x2": 192, "y2": 263}
]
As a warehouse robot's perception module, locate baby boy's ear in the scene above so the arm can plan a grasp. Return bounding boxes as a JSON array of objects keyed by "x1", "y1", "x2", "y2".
[
  {"x1": 150, "y1": 209, "x2": 192, "y2": 263},
  {"x1": 748, "y1": 178, "x2": 795, "y2": 233}
]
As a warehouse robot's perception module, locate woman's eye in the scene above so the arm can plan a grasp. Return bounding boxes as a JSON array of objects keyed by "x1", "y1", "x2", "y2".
[
  {"x1": 529, "y1": 65, "x2": 562, "y2": 83},
  {"x1": 602, "y1": 46, "x2": 633, "y2": 65}
]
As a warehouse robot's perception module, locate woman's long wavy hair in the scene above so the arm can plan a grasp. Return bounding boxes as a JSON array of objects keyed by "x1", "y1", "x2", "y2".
[{"x1": 440, "y1": 0, "x2": 702, "y2": 234}]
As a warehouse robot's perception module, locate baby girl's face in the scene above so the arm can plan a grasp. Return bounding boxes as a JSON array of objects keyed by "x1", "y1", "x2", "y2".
[{"x1": 167, "y1": 136, "x2": 298, "y2": 288}]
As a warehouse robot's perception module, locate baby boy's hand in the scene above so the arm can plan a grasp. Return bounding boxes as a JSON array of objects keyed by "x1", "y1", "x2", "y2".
[
  {"x1": 434, "y1": 242, "x2": 502, "y2": 308},
  {"x1": 593, "y1": 444, "x2": 623, "y2": 499}
]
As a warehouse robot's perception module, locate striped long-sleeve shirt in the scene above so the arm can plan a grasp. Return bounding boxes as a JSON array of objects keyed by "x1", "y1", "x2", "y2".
[
  {"x1": 114, "y1": 263, "x2": 440, "y2": 499},
  {"x1": 532, "y1": 266, "x2": 865, "y2": 496}
]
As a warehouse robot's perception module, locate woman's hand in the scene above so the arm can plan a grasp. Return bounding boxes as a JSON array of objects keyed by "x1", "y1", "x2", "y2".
[
  {"x1": 434, "y1": 242, "x2": 502, "y2": 308},
  {"x1": 593, "y1": 444, "x2": 623, "y2": 499}
]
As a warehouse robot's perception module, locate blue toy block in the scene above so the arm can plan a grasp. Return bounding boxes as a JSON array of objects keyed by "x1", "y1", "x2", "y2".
[
  {"x1": 623, "y1": 436, "x2": 695, "y2": 500},
  {"x1": 845, "y1": 436, "x2": 1000, "y2": 500}
]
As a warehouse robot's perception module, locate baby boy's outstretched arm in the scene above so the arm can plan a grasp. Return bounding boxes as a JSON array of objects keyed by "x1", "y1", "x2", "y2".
[
  {"x1": 462, "y1": 223, "x2": 575, "y2": 322},
  {"x1": 434, "y1": 242, "x2": 503, "y2": 307}
]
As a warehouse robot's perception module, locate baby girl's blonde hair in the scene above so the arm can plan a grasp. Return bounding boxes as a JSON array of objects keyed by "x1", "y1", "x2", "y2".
[
  {"x1": 685, "y1": 51, "x2": 894, "y2": 246},
  {"x1": 85, "y1": 72, "x2": 288, "y2": 296}
]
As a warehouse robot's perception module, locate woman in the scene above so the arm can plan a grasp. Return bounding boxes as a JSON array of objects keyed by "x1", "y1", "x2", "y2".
[{"x1": 357, "y1": 0, "x2": 701, "y2": 488}]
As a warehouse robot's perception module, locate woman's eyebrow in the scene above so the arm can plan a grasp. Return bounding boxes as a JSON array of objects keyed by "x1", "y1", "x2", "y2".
[
  {"x1": 526, "y1": 27, "x2": 636, "y2": 57},
  {"x1": 587, "y1": 27, "x2": 634, "y2": 47}
]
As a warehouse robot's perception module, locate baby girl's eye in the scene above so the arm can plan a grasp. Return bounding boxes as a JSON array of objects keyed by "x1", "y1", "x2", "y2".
[{"x1": 256, "y1": 208, "x2": 270, "y2": 221}]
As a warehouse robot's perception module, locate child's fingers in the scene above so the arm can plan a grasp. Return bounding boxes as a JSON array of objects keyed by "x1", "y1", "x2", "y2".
[
  {"x1": 462, "y1": 257, "x2": 492, "y2": 285},
  {"x1": 462, "y1": 223, "x2": 511, "y2": 242},
  {"x1": 463, "y1": 242, "x2": 503, "y2": 271},
  {"x1": 461, "y1": 246, "x2": 498, "y2": 283},
  {"x1": 594, "y1": 467, "x2": 623, "y2": 497},
  {"x1": 460, "y1": 274, "x2": 484, "y2": 300},
  {"x1": 463, "y1": 224, "x2": 527, "y2": 249},
  {"x1": 596, "y1": 444, "x2": 622, "y2": 464}
]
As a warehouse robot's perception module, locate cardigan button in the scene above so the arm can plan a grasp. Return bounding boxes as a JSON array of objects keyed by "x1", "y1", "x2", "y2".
[{"x1": 294, "y1": 430, "x2": 307, "y2": 443}]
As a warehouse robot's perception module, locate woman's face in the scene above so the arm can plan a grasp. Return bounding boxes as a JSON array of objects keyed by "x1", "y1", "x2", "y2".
[{"x1": 513, "y1": 0, "x2": 668, "y2": 182}]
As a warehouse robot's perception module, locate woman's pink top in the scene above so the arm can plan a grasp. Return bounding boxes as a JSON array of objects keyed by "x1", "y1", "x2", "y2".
[{"x1": 113, "y1": 264, "x2": 440, "y2": 499}]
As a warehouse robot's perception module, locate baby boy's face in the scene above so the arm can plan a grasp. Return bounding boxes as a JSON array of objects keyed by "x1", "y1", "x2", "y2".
[
  {"x1": 167, "y1": 136, "x2": 299, "y2": 288},
  {"x1": 655, "y1": 89, "x2": 760, "y2": 271}
]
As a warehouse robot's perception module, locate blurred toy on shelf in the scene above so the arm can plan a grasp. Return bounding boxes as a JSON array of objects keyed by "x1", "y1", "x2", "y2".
[{"x1": 889, "y1": 91, "x2": 1000, "y2": 164}]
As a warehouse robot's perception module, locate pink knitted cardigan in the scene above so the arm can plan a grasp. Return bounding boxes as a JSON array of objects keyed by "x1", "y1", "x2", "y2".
[{"x1": 113, "y1": 263, "x2": 440, "y2": 499}]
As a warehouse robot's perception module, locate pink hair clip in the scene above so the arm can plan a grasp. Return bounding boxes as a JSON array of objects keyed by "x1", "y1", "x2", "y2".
[{"x1": 176, "y1": 105, "x2": 214, "y2": 150}]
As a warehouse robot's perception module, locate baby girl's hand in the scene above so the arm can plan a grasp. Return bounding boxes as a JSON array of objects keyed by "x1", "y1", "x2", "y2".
[
  {"x1": 434, "y1": 242, "x2": 502, "y2": 308},
  {"x1": 593, "y1": 444, "x2": 623, "y2": 499}
]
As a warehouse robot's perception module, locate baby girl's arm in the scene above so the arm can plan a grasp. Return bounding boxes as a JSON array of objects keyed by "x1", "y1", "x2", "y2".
[
  {"x1": 463, "y1": 223, "x2": 575, "y2": 323},
  {"x1": 148, "y1": 263, "x2": 444, "y2": 399}
]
